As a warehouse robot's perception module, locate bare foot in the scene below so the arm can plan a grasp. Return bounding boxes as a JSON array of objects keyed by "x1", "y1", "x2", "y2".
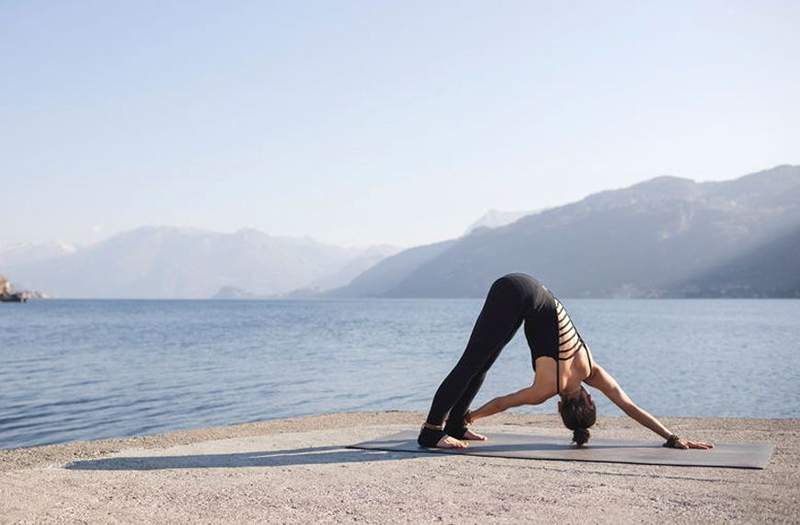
[
  {"x1": 436, "y1": 435, "x2": 468, "y2": 449},
  {"x1": 461, "y1": 429, "x2": 487, "y2": 441}
]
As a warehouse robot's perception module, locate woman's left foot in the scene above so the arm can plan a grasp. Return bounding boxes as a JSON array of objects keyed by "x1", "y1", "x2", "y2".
[{"x1": 462, "y1": 429, "x2": 487, "y2": 440}]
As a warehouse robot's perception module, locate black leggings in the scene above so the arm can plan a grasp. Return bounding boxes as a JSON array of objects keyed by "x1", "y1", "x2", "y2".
[{"x1": 422, "y1": 273, "x2": 555, "y2": 435}]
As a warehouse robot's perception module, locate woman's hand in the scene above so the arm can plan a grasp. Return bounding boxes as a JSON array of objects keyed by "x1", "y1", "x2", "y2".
[
  {"x1": 664, "y1": 435, "x2": 714, "y2": 449},
  {"x1": 464, "y1": 409, "x2": 474, "y2": 425},
  {"x1": 677, "y1": 438, "x2": 714, "y2": 450}
]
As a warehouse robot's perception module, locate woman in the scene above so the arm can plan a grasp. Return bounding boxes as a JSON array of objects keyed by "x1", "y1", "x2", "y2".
[{"x1": 417, "y1": 272, "x2": 713, "y2": 450}]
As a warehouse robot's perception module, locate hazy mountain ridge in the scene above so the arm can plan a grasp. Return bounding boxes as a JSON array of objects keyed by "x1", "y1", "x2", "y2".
[
  {"x1": 330, "y1": 165, "x2": 800, "y2": 298},
  {"x1": 464, "y1": 209, "x2": 542, "y2": 235},
  {"x1": 322, "y1": 239, "x2": 458, "y2": 298},
  {"x1": 4, "y1": 226, "x2": 399, "y2": 299},
  {"x1": 0, "y1": 241, "x2": 78, "y2": 267}
]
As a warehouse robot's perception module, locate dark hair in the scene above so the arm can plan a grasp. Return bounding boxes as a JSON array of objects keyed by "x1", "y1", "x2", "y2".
[{"x1": 559, "y1": 386, "x2": 597, "y2": 447}]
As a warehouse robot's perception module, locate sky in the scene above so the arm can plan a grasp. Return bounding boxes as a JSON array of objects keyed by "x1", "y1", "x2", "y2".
[{"x1": 1, "y1": 1, "x2": 798, "y2": 249}]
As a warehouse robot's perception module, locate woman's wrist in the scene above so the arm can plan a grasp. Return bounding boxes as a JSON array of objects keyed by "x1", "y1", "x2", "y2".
[
  {"x1": 658, "y1": 426, "x2": 675, "y2": 440},
  {"x1": 464, "y1": 409, "x2": 474, "y2": 424}
]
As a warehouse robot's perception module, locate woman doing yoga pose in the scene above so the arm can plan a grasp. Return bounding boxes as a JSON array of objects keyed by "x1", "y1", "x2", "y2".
[{"x1": 418, "y1": 272, "x2": 714, "y2": 450}]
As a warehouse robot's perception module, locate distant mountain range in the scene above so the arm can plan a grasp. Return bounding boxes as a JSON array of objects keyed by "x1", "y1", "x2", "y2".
[
  {"x1": 4, "y1": 165, "x2": 798, "y2": 299},
  {"x1": 327, "y1": 165, "x2": 800, "y2": 298},
  {"x1": 3, "y1": 227, "x2": 400, "y2": 299}
]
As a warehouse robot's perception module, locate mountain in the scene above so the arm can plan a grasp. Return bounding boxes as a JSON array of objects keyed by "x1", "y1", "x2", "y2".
[
  {"x1": 464, "y1": 209, "x2": 542, "y2": 235},
  {"x1": 5, "y1": 227, "x2": 398, "y2": 299},
  {"x1": 330, "y1": 165, "x2": 800, "y2": 298},
  {"x1": 302, "y1": 244, "x2": 402, "y2": 293},
  {"x1": 323, "y1": 239, "x2": 458, "y2": 297},
  {"x1": 671, "y1": 226, "x2": 800, "y2": 298}
]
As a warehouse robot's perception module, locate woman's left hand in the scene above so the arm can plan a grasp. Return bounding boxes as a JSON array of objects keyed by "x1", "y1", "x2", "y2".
[
  {"x1": 464, "y1": 409, "x2": 475, "y2": 425},
  {"x1": 684, "y1": 439, "x2": 714, "y2": 449},
  {"x1": 668, "y1": 437, "x2": 714, "y2": 449}
]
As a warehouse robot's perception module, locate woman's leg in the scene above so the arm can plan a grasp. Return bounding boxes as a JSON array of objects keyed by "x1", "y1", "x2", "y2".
[
  {"x1": 421, "y1": 277, "x2": 525, "y2": 435},
  {"x1": 443, "y1": 338, "x2": 510, "y2": 438}
]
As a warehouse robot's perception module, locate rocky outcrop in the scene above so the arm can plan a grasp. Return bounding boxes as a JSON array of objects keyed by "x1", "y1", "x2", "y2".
[{"x1": 0, "y1": 274, "x2": 45, "y2": 302}]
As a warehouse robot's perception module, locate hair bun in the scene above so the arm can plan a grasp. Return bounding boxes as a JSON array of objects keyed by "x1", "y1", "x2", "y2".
[{"x1": 573, "y1": 428, "x2": 590, "y2": 447}]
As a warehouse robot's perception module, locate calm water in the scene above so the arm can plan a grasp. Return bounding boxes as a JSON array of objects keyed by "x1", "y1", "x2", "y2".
[{"x1": 1, "y1": 299, "x2": 798, "y2": 449}]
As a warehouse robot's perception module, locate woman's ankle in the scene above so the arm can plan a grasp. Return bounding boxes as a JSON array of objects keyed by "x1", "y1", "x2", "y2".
[
  {"x1": 444, "y1": 420, "x2": 468, "y2": 439},
  {"x1": 417, "y1": 426, "x2": 447, "y2": 448}
]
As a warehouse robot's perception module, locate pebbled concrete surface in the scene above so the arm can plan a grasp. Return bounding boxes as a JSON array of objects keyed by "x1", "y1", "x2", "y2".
[{"x1": 0, "y1": 411, "x2": 797, "y2": 524}]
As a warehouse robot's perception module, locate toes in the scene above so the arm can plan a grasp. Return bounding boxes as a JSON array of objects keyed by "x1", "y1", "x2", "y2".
[
  {"x1": 437, "y1": 436, "x2": 468, "y2": 449},
  {"x1": 449, "y1": 438, "x2": 467, "y2": 449}
]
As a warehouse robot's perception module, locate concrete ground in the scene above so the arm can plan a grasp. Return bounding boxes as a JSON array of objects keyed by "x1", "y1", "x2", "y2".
[{"x1": 0, "y1": 411, "x2": 797, "y2": 524}]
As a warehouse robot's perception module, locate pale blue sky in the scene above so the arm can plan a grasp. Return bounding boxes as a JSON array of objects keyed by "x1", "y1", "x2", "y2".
[{"x1": 2, "y1": 1, "x2": 798, "y2": 248}]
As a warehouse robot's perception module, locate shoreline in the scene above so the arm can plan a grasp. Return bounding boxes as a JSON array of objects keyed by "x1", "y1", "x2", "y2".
[{"x1": 1, "y1": 411, "x2": 797, "y2": 523}]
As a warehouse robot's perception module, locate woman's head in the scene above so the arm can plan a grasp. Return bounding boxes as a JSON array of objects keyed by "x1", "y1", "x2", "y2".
[{"x1": 558, "y1": 386, "x2": 596, "y2": 447}]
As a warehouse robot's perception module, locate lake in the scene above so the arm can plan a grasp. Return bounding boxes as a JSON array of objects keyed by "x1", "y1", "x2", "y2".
[{"x1": 1, "y1": 298, "x2": 798, "y2": 449}]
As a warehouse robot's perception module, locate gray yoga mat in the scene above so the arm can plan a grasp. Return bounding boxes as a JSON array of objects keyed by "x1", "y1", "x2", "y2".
[{"x1": 347, "y1": 430, "x2": 773, "y2": 469}]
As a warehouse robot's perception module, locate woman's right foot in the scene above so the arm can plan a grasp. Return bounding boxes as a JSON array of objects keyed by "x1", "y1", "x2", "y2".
[{"x1": 436, "y1": 435, "x2": 468, "y2": 448}]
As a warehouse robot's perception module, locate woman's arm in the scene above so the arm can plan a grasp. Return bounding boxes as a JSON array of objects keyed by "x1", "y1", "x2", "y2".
[
  {"x1": 467, "y1": 379, "x2": 556, "y2": 423},
  {"x1": 585, "y1": 364, "x2": 713, "y2": 449}
]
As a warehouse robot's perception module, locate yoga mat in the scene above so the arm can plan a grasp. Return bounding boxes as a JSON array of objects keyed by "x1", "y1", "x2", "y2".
[{"x1": 347, "y1": 430, "x2": 773, "y2": 470}]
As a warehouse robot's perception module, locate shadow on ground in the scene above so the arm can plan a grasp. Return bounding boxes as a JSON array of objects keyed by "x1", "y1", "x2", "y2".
[{"x1": 65, "y1": 445, "x2": 428, "y2": 471}]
